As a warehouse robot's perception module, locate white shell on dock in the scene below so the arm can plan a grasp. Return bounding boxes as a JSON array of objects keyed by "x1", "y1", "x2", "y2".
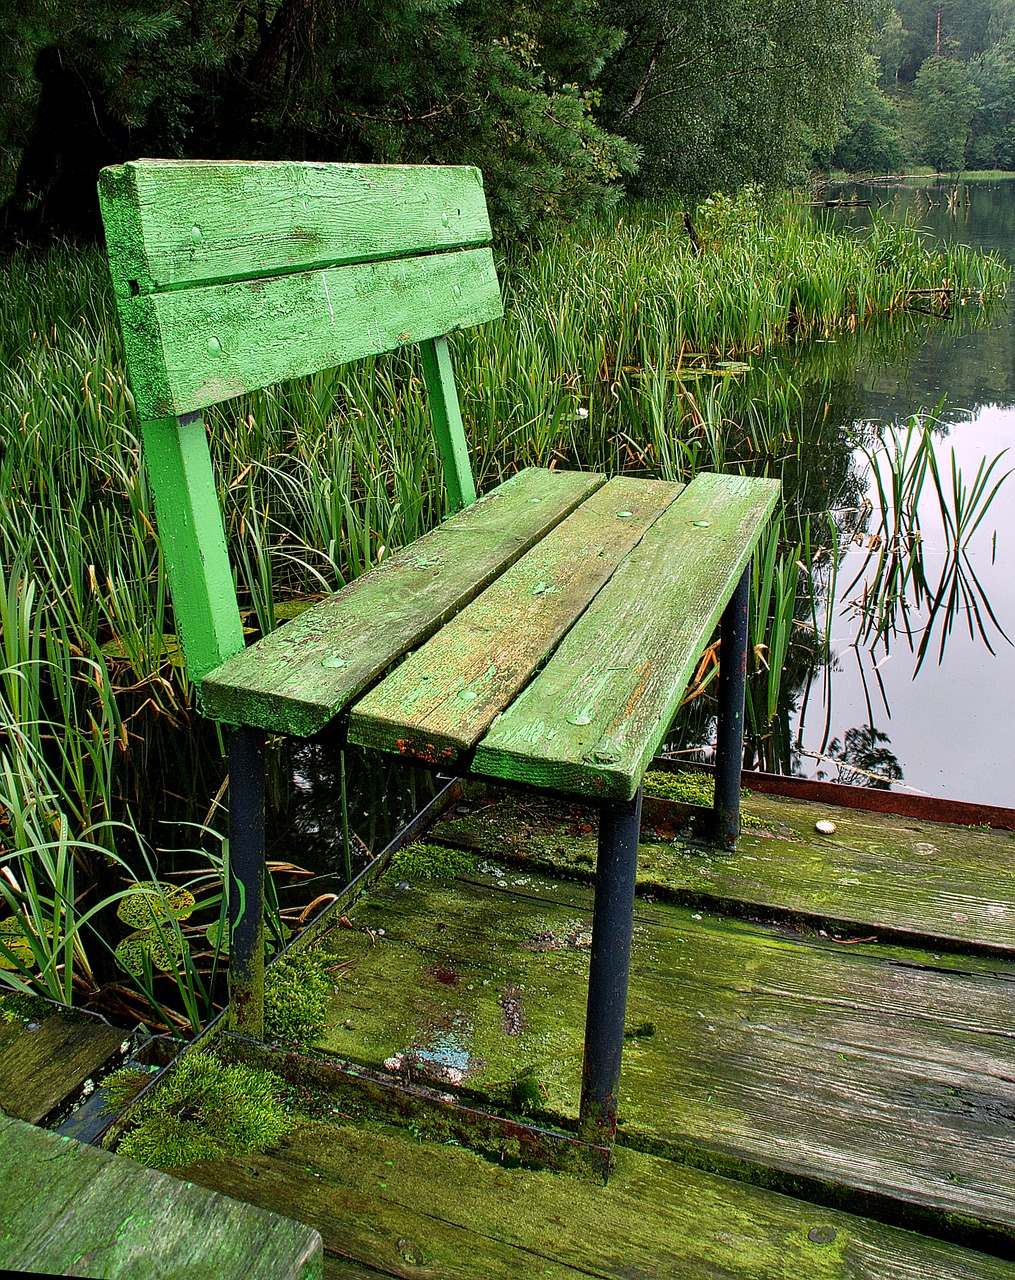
[{"x1": 815, "y1": 820, "x2": 837, "y2": 835}]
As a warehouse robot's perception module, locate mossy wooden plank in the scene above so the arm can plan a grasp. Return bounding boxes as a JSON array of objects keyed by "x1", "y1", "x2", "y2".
[
  {"x1": 99, "y1": 161, "x2": 492, "y2": 296},
  {"x1": 473, "y1": 472, "x2": 780, "y2": 800},
  {"x1": 349, "y1": 477, "x2": 683, "y2": 761},
  {"x1": 177, "y1": 1112, "x2": 1015, "y2": 1279},
  {"x1": 202, "y1": 469, "x2": 606, "y2": 735},
  {"x1": 0, "y1": 1012, "x2": 123, "y2": 1124},
  {"x1": 311, "y1": 871, "x2": 1015, "y2": 1243},
  {"x1": 0, "y1": 1115, "x2": 322, "y2": 1278},
  {"x1": 112, "y1": 245, "x2": 502, "y2": 421},
  {"x1": 434, "y1": 785, "x2": 1015, "y2": 956}
]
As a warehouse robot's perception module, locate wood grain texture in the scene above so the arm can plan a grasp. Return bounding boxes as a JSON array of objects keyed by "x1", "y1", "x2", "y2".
[
  {"x1": 142, "y1": 413, "x2": 246, "y2": 685},
  {"x1": 202, "y1": 469, "x2": 607, "y2": 735},
  {"x1": 348, "y1": 477, "x2": 683, "y2": 761},
  {"x1": 98, "y1": 161, "x2": 493, "y2": 296},
  {"x1": 314, "y1": 868, "x2": 1015, "y2": 1243},
  {"x1": 115, "y1": 246, "x2": 503, "y2": 420},
  {"x1": 0, "y1": 1013, "x2": 123, "y2": 1124},
  {"x1": 0, "y1": 1115, "x2": 323, "y2": 1279},
  {"x1": 434, "y1": 786, "x2": 1015, "y2": 956},
  {"x1": 177, "y1": 1110, "x2": 1015, "y2": 1279},
  {"x1": 473, "y1": 471, "x2": 780, "y2": 799}
]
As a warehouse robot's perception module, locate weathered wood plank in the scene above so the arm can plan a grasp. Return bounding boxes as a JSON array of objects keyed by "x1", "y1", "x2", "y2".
[
  {"x1": 314, "y1": 870, "x2": 1015, "y2": 1245},
  {"x1": 113, "y1": 245, "x2": 503, "y2": 421},
  {"x1": 178, "y1": 1112, "x2": 1015, "y2": 1279},
  {"x1": 433, "y1": 785, "x2": 1015, "y2": 956},
  {"x1": 0, "y1": 1011, "x2": 123, "y2": 1125},
  {"x1": 0, "y1": 1115, "x2": 322, "y2": 1279},
  {"x1": 473, "y1": 472, "x2": 780, "y2": 799},
  {"x1": 99, "y1": 161, "x2": 493, "y2": 295},
  {"x1": 142, "y1": 413, "x2": 246, "y2": 685},
  {"x1": 349, "y1": 477, "x2": 683, "y2": 761},
  {"x1": 202, "y1": 469, "x2": 607, "y2": 735}
]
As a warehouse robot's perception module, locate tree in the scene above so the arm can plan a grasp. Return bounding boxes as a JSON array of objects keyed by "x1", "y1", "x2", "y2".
[
  {"x1": 832, "y1": 82, "x2": 905, "y2": 172},
  {"x1": 969, "y1": 28, "x2": 1015, "y2": 167},
  {"x1": 0, "y1": 0, "x2": 638, "y2": 242},
  {"x1": 597, "y1": 0, "x2": 881, "y2": 197},
  {"x1": 907, "y1": 54, "x2": 981, "y2": 170}
]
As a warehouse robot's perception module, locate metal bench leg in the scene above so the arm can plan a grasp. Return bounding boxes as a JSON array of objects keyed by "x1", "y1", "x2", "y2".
[
  {"x1": 713, "y1": 560, "x2": 752, "y2": 849},
  {"x1": 579, "y1": 786, "x2": 643, "y2": 1146},
  {"x1": 228, "y1": 725, "x2": 266, "y2": 1038}
]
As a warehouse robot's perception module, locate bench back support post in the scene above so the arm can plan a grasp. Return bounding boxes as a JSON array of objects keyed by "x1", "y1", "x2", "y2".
[
  {"x1": 141, "y1": 412, "x2": 246, "y2": 687},
  {"x1": 420, "y1": 336, "x2": 477, "y2": 511}
]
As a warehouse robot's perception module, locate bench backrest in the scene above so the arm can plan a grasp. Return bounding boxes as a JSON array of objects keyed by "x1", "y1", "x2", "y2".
[{"x1": 98, "y1": 160, "x2": 502, "y2": 687}]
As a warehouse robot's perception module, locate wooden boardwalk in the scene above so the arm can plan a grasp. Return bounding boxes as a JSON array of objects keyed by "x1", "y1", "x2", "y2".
[{"x1": 150, "y1": 782, "x2": 1015, "y2": 1277}]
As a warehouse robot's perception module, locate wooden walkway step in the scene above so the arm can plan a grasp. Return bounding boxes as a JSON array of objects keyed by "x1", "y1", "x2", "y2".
[
  {"x1": 0, "y1": 998, "x2": 124, "y2": 1124},
  {"x1": 174, "y1": 1109, "x2": 1015, "y2": 1280},
  {"x1": 309, "y1": 867, "x2": 1015, "y2": 1251},
  {"x1": 432, "y1": 784, "x2": 1015, "y2": 955},
  {"x1": 0, "y1": 1114, "x2": 322, "y2": 1278}
]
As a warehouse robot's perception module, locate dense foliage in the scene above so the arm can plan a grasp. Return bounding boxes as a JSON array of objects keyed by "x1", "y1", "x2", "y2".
[{"x1": 0, "y1": 0, "x2": 881, "y2": 241}]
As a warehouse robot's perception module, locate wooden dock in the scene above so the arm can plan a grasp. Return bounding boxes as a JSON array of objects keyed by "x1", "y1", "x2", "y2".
[{"x1": 123, "y1": 779, "x2": 1015, "y2": 1278}]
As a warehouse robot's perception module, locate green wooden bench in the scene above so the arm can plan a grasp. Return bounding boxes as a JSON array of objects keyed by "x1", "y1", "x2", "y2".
[{"x1": 98, "y1": 159, "x2": 778, "y2": 1146}]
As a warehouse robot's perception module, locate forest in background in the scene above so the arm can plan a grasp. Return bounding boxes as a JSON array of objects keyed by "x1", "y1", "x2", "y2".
[{"x1": 3, "y1": 1, "x2": 1015, "y2": 246}]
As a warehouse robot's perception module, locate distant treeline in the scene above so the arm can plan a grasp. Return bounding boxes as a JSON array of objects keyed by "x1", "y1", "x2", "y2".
[
  {"x1": 828, "y1": 0, "x2": 1015, "y2": 176},
  {"x1": 0, "y1": 0, "x2": 880, "y2": 243}
]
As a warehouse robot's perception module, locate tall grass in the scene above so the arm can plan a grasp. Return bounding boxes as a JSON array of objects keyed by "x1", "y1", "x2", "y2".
[{"x1": 0, "y1": 193, "x2": 1006, "y2": 1025}]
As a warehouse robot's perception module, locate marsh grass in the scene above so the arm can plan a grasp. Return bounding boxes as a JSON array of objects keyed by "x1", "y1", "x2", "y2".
[{"x1": 0, "y1": 196, "x2": 1006, "y2": 1024}]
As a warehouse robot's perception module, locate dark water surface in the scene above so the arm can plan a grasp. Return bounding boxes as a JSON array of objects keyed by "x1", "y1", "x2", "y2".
[{"x1": 770, "y1": 179, "x2": 1014, "y2": 806}]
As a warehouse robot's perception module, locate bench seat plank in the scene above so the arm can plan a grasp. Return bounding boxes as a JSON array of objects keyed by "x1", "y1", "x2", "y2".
[
  {"x1": 120, "y1": 246, "x2": 503, "y2": 420},
  {"x1": 99, "y1": 161, "x2": 493, "y2": 295},
  {"x1": 201, "y1": 468, "x2": 606, "y2": 736},
  {"x1": 472, "y1": 472, "x2": 780, "y2": 800},
  {"x1": 348, "y1": 477, "x2": 683, "y2": 762}
]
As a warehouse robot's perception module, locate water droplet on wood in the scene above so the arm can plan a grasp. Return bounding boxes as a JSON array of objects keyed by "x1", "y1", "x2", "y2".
[
  {"x1": 567, "y1": 713, "x2": 592, "y2": 726},
  {"x1": 616, "y1": 510, "x2": 633, "y2": 518},
  {"x1": 458, "y1": 689, "x2": 478, "y2": 701},
  {"x1": 207, "y1": 336, "x2": 221, "y2": 353},
  {"x1": 692, "y1": 520, "x2": 711, "y2": 528},
  {"x1": 321, "y1": 655, "x2": 347, "y2": 668}
]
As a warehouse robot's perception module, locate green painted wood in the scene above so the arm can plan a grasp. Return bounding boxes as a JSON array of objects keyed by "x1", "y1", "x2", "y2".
[
  {"x1": 177, "y1": 1111, "x2": 1014, "y2": 1279},
  {"x1": 434, "y1": 784, "x2": 1015, "y2": 957},
  {"x1": 311, "y1": 869, "x2": 1015, "y2": 1246},
  {"x1": 349, "y1": 477, "x2": 683, "y2": 762},
  {"x1": 201, "y1": 469, "x2": 607, "y2": 735},
  {"x1": 0, "y1": 1012, "x2": 123, "y2": 1125},
  {"x1": 98, "y1": 161, "x2": 493, "y2": 296},
  {"x1": 473, "y1": 471, "x2": 780, "y2": 799},
  {"x1": 111, "y1": 246, "x2": 502, "y2": 421},
  {"x1": 419, "y1": 336, "x2": 476, "y2": 512},
  {"x1": 141, "y1": 413, "x2": 246, "y2": 686},
  {"x1": 0, "y1": 1115, "x2": 322, "y2": 1278}
]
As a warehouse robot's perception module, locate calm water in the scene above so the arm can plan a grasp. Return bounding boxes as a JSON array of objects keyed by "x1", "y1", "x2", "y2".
[{"x1": 730, "y1": 179, "x2": 1014, "y2": 807}]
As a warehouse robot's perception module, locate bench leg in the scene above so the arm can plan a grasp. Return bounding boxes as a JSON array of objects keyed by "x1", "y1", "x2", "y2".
[
  {"x1": 228, "y1": 725, "x2": 266, "y2": 1038},
  {"x1": 713, "y1": 560, "x2": 752, "y2": 849},
  {"x1": 579, "y1": 786, "x2": 643, "y2": 1146}
]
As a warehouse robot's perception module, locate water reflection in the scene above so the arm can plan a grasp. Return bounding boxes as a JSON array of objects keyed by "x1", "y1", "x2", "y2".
[{"x1": 672, "y1": 178, "x2": 1015, "y2": 806}]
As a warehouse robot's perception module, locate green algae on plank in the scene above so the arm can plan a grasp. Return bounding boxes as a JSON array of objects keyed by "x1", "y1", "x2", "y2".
[
  {"x1": 434, "y1": 783, "x2": 1015, "y2": 956},
  {"x1": 174, "y1": 1109, "x2": 1015, "y2": 1280},
  {"x1": 311, "y1": 869, "x2": 1015, "y2": 1248},
  {"x1": 0, "y1": 1007, "x2": 123, "y2": 1124},
  {"x1": 0, "y1": 1113, "x2": 322, "y2": 1280}
]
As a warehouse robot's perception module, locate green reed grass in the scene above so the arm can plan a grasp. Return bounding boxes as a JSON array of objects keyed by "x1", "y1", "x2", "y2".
[{"x1": 0, "y1": 195, "x2": 1006, "y2": 1025}]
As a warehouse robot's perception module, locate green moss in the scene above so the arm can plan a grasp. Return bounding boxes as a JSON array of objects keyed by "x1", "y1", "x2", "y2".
[
  {"x1": 115, "y1": 1051, "x2": 292, "y2": 1169},
  {"x1": 264, "y1": 947, "x2": 334, "y2": 1050},
  {"x1": 101, "y1": 1064, "x2": 161, "y2": 1113},
  {"x1": 386, "y1": 841, "x2": 478, "y2": 882},
  {"x1": 0, "y1": 990, "x2": 53, "y2": 1024},
  {"x1": 643, "y1": 770, "x2": 765, "y2": 830}
]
